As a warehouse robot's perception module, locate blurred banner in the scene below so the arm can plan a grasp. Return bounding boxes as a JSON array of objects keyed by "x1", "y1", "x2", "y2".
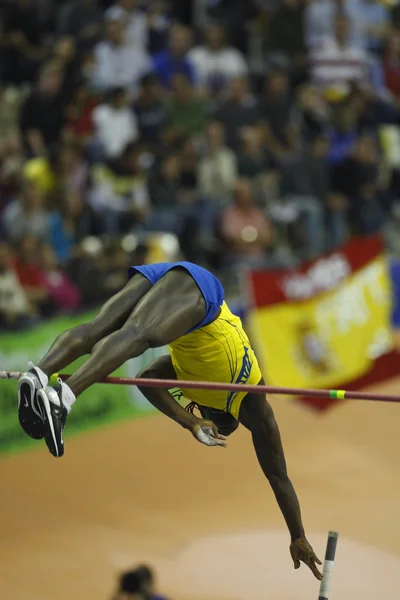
[
  {"x1": 0, "y1": 313, "x2": 169, "y2": 454},
  {"x1": 246, "y1": 235, "x2": 400, "y2": 410}
]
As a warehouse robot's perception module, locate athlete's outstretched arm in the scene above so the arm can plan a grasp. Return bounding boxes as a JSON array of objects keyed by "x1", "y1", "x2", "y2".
[
  {"x1": 239, "y1": 387, "x2": 322, "y2": 580},
  {"x1": 136, "y1": 355, "x2": 227, "y2": 447}
]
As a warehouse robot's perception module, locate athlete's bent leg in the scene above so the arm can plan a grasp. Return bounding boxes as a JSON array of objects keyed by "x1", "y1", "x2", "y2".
[
  {"x1": 39, "y1": 269, "x2": 207, "y2": 457},
  {"x1": 17, "y1": 275, "x2": 152, "y2": 442},
  {"x1": 66, "y1": 269, "x2": 206, "y2": 397},
  {"x1": 238, "y1": 384, "x2": 322, "y2": 579}
]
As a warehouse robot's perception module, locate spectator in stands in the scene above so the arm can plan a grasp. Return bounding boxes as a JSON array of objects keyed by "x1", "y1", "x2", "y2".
[
  {"x1": 105, "y1": 0, "x2": 148, "y2": 51},
  {"x1": 23, "y1": 142, "x2": 89, "y2": 200},
  {"x1": 236, "y1": 126, "x2": 270, "y2": 180},
  {"x1": 19, "y1": 62, "x2": 65, "y2": 157},
  {"x1": 2, "y1": 0, "x2": 49, "y2": 85},
  {"x1": 198, "y1": 121, "x2": 237, "y2": 201},
  {"x1": 149, "y1": 152, "x2": 183, "y2": 209},
  {"x1": 89, "y1": 142, "x2": 150, "y2": 234},
  {"x1": 92, "y1": 87, "x2": 139, "y2": 159},
  {"x1": 188, "y1": 23, "x2": 248, "y2": 96},
  {"x1": 383, "y1": 29, "x2": 400, "y2": 101},
  {"x1": 91, "y1": 13, "x2": 151, "y2": 93},
  {"x1": 297, "y1": 84, "x2": 329, "y2": 142},
  {"x1": 331, "y1": 134, "x2": 389, "y2": 235},
  {"x1": 280, "y1": 134, "x2": 328, "y2": 258},
  {"x1": 101, "y1": 241, "x2": 131, "y2": 296},
  {"x1": 48, "y1": 187, "x2": 100, "y2": 263},
  {"x1": 11, "y1": 234, "x2": 51, "y2": 316},
  {"x1": 2, "y1": 179, "x2": 48, "y2": 243},
  {"x1": 147, "y1": 1, "x2": 172, "y2": 54},
  {"x1": 56, "y1": 0, "x2": 103, "y2": 44},
  {"x1": 265, "y1": 0, "x2": 306, "y2": 68},
  {"x1": 163, "y1": 73, "x2": 207, "y2": 141},
  {"x1": 204, "y1": 0, "x2": 256, "y2": 54},
  {"x1": 39, "y1": 244, "x2": 81, "y2": 313},
  {"x1": 179, "y1": 136, "x2": 199, "y2": 201},
  {"x1": 326, "y1": 98, "x2": 360, "y2": 165},
  {"x1": 0, "y1": 131, "x2": 24, "y2": 214},
  {"x1": 51, "y1": 37, "x2": 90, "y2": 107},
  {"x1": 259, "y1": 69, "x2": 300, "y2": 164},
  {"x1": 0, "y1": 241, "x2": 36, "y2": 331},
  {"x1": 310, "y1": 13, "x2": 369, "y2": 94},
  {"x1": 65, "y1": 83, "x2": 98, "y2": 143},
  {"x1": 219, "y1": 178, "x2": 274, "y2": 267},
  {"x1": 133, "y1": 74, "x2": 165, "y2": 150},
  {"x1": 213, "y1": 76, "x2": 260, "y2": 151},
  {"x1": 305, "y1": 0, "x2": 362, "y2": 50},
  {"x1": 152, "y1": 24, "x2": 195, "y2": 89}
]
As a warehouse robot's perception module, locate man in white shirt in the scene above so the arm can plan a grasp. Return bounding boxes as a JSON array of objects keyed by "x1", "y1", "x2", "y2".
[
  {"x1": 198, "y1": 121, "x2": 237, "y2": 200},
  {"x1": 91, "y1": 14, "x2": 152, "y2": 93},
  {"x1": 188, "y1": 23, "x2": 248, "y2": 95},
  {"x1": 92, "y1": 87, "x2": 138, "y2": 159},
  {"x1": 310, "y1": 13, "x2": 369, "y2": 92}
]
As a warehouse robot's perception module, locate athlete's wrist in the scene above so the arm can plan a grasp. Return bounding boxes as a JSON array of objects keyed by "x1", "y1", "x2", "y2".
[{"x1": 179, "y1": 411, "x2": 199, "y2": 430}]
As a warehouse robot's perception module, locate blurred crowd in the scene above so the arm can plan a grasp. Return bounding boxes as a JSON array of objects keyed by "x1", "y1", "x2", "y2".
[{"x1": 1, "y1": 0, "x2": 400, "y2": 330}]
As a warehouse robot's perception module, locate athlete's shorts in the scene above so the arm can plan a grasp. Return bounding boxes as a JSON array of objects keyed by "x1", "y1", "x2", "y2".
[
  {"x1": 129, "y1": 261, "x2": 224, "y2": 332},
  {"x1": 169, "y1": 301, "x2": 262, "y2": 419}
]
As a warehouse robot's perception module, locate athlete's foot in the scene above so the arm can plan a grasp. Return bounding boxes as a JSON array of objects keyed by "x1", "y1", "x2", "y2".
[
  {"x1": 37, "y1": 381, "x2": 74, "y2": 457},
  {"x1": 17, "y1": 362, "x2": 49, "y2": 439}
]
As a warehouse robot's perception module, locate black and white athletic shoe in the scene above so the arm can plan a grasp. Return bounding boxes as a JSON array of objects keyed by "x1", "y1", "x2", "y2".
[
  {"x1": 17, "y1": 363, "x2": 48, "y2": 439},
  {"x1": 37, "y1": 383, "x2": 69, "y2": 458}
]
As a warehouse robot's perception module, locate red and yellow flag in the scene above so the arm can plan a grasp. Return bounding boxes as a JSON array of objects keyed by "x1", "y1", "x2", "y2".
[{"x1": 246, "y1": 236, "x2": 400, "y2": 410}]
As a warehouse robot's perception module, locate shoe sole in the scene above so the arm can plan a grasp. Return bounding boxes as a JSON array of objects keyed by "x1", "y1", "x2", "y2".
[
  {"x1": 17, "y1": 376, "x2": 44, "y2": 440},
  {"x1": 37, "y1": 389, "x2": 62, "y2": 457}
]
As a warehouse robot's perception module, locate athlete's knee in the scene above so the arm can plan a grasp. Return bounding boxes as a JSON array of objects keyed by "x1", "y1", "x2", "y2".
[
  {"x1": 104, "y1": 322, "x2": 150, "y2": 358},
  {"x1": 63, "y1": 323, "x2": 93, "y2": 354}
]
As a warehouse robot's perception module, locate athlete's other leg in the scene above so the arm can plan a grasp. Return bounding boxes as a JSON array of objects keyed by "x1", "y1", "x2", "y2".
[
  {"x1": 66, "y1": 269, "x2": 206, "y2": 397},
  {"x1": 40, "y1": 269, "x2": 207, "y2": 456},
  {"x1": 238, "y1": 384, "x2": 322, "y2": 579}
]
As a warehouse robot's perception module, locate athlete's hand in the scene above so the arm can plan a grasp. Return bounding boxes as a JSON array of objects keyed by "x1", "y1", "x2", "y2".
[
  {"x1": 290, "y1": 537, "x2": 323, "y2": 580},
  {"x1": 190, "y1": 419, "x2": 227, "y2": 447}
]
